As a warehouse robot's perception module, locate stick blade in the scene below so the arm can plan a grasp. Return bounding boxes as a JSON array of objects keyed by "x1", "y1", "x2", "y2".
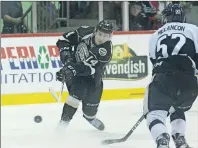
[{"x1": 101, "y1": 138, "x2": 124, "y2": 145}]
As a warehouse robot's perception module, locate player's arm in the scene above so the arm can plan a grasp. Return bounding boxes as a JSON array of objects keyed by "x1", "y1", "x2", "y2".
[
  {"x1": 149, "y1": 34, "x2": 157, "y2": 65},
  {"x1": 56, "y1": 26, "x2": 95, "y2": 65},
  {"x1": 56, "y1": 31, "x2": 77, "y2": 65},
  {"x1": 57, "y1": 26, "x2": 95, "y2": 47},
  {"x1": 63, "y1": 41, "x2": 112, "y2": 77}
]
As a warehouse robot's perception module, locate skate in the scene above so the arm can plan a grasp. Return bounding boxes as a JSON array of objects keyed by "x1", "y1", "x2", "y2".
[
  {"x1": 56, "y1": 120, "x2": 70, "y2": 133},
  {"x1": 156, "y1": 133, "x2": 170, "y2": 148},
  {"x1": 85, "y1": 117, "x2": 105, "y2": 131},
  {"x1": 56, "y1": 103, "x2": 76, "y2": 132},
  {"x1": 172, "y1": 133, "x2": 192, "y2": 148}
]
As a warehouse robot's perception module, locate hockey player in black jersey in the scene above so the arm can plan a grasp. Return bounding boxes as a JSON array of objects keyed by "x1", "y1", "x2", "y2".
[
  {"x1": 143, "y1": 3, "x2": 198, "y2": 148},
  {"x1": 55, "y1": 20, "x2": 113, "y2": 131}
]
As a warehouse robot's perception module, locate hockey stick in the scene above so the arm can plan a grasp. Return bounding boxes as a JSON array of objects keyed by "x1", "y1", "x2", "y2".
[
  {"x1": 58, "y1": 82, "x2": 64, "y2": 102},
  {"x1": 49, "y1": 82, "x2": 64, "y2": 103},
  {"x1": 101, "y1": 115, "x2": 145, "y2": 145}
]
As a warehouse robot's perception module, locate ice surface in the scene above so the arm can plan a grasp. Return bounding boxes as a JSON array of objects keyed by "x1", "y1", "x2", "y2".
[{"x1": 1, "y1": 99, "x2": 198, "y2": 148}]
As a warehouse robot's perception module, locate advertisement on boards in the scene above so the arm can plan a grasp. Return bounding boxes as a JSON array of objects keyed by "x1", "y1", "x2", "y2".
[
  {"x1": 1, "y1": 36, "x2": 63, "y2": 94},
  {"x1": 103, "y1": 43, "x2": 148, "y2": 80},
  {"x1": 1, "y1": 45, "x2": 62, "y2": 84}
]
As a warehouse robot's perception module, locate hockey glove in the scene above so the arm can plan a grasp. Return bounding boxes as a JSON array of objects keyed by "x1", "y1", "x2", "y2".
[
  {"x1": 56, "y1": 69, "x2": 65, "y2": 83},
  {"x1": 56, "y1": 63, "x2": 77, "y2": 83}
]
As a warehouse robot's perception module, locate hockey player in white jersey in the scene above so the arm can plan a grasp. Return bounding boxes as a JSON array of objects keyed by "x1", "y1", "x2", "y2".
[{"x1": 143, "y1": 2, "x2": 198, "y2": 148}]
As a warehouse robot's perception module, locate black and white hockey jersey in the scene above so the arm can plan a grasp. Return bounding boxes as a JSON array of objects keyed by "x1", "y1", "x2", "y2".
[
  {"x1": 149, "y1": 22, "x2": 198, "y2": 75},
  {"x1": 57, "y1": 26, "x2": 113, "y2": 85}
]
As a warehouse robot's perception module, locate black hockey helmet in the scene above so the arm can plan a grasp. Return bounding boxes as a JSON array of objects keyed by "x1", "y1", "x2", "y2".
[
  {"x1": 162, "y1": 2, "x2": 186, "y2": 23},
  {"x1": 96, "y1": 20, "x2": 113, "y2": 34}
]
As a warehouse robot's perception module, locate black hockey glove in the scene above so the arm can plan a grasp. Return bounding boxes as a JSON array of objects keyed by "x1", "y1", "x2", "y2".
[
  {"x1": 56, "y1": 69, "x2": 65, "y2": 83},
  {"x1": 56, "y1": 62, "x2": 77, "y2": 83}
]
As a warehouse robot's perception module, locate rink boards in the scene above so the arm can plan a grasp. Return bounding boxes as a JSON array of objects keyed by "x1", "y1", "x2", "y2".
[
  {"x1": 1, "y1": 31, "x2": 153, "y2": 105},
  {"x1": 2, "y1": 88, "x2": 145, "y2": 105}
]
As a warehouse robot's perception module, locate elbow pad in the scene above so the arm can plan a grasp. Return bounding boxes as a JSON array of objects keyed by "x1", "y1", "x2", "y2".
[
  {"x1": 56, "y1": 40, "x2": 71, "y2": 51},
  {"x1": 56, "y1": 40, "x2": 74, "y2": 64}
]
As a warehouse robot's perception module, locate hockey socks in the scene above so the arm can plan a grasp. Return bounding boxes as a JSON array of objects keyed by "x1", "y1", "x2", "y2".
[{"x1": 61, "y1": 103, "x2": 77, "y2": 122}]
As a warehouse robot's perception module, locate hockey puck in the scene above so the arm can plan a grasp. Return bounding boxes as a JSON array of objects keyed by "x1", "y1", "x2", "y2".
[{"x1": 34, "y1": 115, "x2": 42, "y2": 123}]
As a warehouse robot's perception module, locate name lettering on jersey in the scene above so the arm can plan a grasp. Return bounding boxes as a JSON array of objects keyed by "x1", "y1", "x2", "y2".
[{"x1": 158, "y1": 25, "x2": 185, "y2": 35}]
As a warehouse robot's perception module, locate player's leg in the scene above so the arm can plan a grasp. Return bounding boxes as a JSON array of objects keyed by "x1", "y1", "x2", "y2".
[
  {"x1": 59, "y1": 77, "x2": 88, "y2": 128},
  {"x1": 82, "y1": 81, "x2": 104, "y2": 131},
  {"x1": 170, "y1": 109, "x2": 191, "y2": 148},
  {"x1": 144, "y1": 73, "x2": 175, "y2": 148},
  {"x1": 170, "y1": 75, "x2": 198, "y2": 148}
]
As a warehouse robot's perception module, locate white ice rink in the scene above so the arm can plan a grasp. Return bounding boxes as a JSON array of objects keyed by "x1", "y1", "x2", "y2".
[{"x1": 2, "y1": 99, "x2": 198, "y2": 148}]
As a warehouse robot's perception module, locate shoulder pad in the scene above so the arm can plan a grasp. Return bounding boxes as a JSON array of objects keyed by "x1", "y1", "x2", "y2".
[
  {"x1": 90, "y1": 41, "x2": 113, "y2": 63},
  {"x1": 76, "y1": 26, "x2": 95, "y2": 38}
]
